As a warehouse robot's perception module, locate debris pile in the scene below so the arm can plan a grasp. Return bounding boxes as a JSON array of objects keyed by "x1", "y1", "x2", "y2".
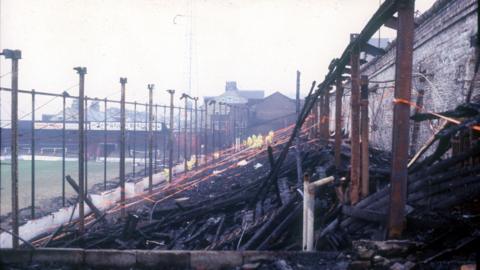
[
  {"x1": 25, "y1": 102, "x2": 480, "y2": 269},
  {"x1": 317, "y1": 103, "x2": 480, "y2": 269},
  {"x1": 38, "y1": 132, "x2": 342, "y2": 251}
]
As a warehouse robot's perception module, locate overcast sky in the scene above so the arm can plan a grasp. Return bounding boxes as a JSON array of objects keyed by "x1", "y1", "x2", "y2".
[{"x1": 0, "y1": 0, "x2": 435, "y2": 115}]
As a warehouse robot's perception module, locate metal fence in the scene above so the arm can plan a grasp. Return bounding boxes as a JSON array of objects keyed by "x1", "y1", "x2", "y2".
[{"x1": 0, "y1": 58, "x2": 249, "y2": 247}]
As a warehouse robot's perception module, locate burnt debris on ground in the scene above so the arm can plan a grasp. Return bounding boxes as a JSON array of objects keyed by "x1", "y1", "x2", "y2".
[{"x1": 22, "y1": 102, "x2": 480, "y2": 270}]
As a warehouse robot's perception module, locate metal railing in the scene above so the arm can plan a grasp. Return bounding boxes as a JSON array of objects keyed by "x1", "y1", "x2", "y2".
[{"x1": 0, "y1": 61, "x2": 249, "y2": 247}]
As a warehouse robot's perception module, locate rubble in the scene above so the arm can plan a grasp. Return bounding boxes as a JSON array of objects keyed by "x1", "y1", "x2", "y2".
[{"x1": 17, "y1": 102, "x2": 478, "y2": 269}]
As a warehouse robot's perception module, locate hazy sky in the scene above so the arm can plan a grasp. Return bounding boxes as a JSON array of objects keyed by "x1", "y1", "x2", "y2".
[{"x1": 0, "y1": 0, "x2": 435, "y2": 113}]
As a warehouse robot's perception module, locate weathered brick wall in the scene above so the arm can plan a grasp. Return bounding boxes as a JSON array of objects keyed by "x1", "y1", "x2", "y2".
[{"x1": 331, "y1": 0, "x2": 478, "y2": 151}]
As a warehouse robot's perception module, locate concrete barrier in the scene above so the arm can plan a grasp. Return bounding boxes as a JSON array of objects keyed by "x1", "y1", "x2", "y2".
[
  {"x1": 0, "y1": 159, "x2": 205, "y2": 248},
  {"x1": 0, "y1": 248, "x2": 339, "y2": 269}
]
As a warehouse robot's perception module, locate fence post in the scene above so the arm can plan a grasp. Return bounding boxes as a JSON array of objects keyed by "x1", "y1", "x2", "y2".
[
  {"x1": 154, "y1": 104, "x2": 158, "y2": 172},
  {"x1": 103, "y1": 98, "x2": 107, "y2": 191},
  {"x1": 74, "y1": 66, "x2": 87, "y2": 235},
  {"x1": 199, "y1": 106, "x2": 204, "y2": 158},
  {"x1": 219, "y1": 103, "x2": 224, "y2": 149},
  {"x1": 0, "y1": 87, "x2": 2, "y2": 219},
  {"x1": 2, "y1": 49, "x2": 21, "y2": 248},
  {"x1": 189, "y1": 107, "x2": 193, "y2": 162},
  {"x1": 119, "y1": 77, "x2": 127, "y2": 218},
  {"x1": 144, "y1": 102, "x2": 148, "y2": 176},
  {"x1": 177, "y1": 106, "x2": 181, "y2": 163},
  {"x1": 232, "y1": 105, "x2": 236, "y2": 150},
  {"x1": 163, "y1": 105, "x2": 167, "y2": 170},
  {"x1": 204, "y1": 100, "x2": 209, "y2": 163},
  {"x1": 31, "y1": 89, "x2": 36, "y2": 219},
  {"x1": 209, "y1": 100, "x2": 216, "y2": 159},
  {"x1": 148, "y1": 84, "x2": 154, "y2": 192},
  {"x1": 133, "y1": 102, "x2": 137, "y2": 176},
  {"x1": 62, "y1": 92, "x2": 67, "y2": 206},
  {"x1": 388, "y1": 0, "x2": 415, "y2": 239},
  {"x1": 84, "y1": 97, "x2": 88, "y2": 194},
  {"x1": 181, "y1": 94, "x2": 188, "y2": 173},
  {"x1": 194, "y1": 97, "x2": 198, "y2": 167},
  {"x1": 167, "y1": 90, "x2": 175, "y2": 183}
]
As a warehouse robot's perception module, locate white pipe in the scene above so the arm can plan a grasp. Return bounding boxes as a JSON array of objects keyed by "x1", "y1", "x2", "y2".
[{"x1": 302, "y1": 175, "x2": 335, "y2": 251}]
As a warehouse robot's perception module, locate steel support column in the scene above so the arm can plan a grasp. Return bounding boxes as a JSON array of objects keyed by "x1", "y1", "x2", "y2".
[{"x1": 388, "y1": 0, "x2": 415, "y2": 239}]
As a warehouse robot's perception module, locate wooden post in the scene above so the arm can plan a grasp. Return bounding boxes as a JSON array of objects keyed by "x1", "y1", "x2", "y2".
[
  {"x1": 295, "y1": 71, "x2": 303, "y2": 186},
  {"x1": 350, "y1": 35, "x2": 361, "y2": 205},
  {"x1": 360, "y1": 75, "x2": 370, "y2": 198},
  {"x1": 323, "y1": 88, "x2": 330, "y2": 139},
  {"x1": 335, "y1": 78, "x2": 344, "y2": 170},
  {"x1": 388, "y1": 0, "x2": 415, "y2": 238}
]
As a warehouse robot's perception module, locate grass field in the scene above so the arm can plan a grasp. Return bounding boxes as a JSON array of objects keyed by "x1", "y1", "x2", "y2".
[{"x1": 0, "y1": 160, "x2": 132, "y2": 215}]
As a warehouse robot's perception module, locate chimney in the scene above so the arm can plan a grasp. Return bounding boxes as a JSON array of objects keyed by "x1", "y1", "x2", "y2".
[{"x1": 225, "y1": 81, "x2": 237, "y2": 92}]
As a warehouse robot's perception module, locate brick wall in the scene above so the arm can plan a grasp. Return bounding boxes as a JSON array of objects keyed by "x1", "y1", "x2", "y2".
[{"x1": 332, "y1": 0, "x2": 478, "y2": 151}]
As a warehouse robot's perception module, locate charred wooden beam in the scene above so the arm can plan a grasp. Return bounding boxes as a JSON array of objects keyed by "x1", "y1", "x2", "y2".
[
  {"x1": 65, "y1": 175, "x2": 103, "y2": 219},
  {"x1": 350, "y1": 34, "x2": 361, "y2": 205},
  {"x1": 388, "y1": 0, "x2": 415, "y2": 239},
  {"x1": 342, "y1": 205, "x2": 385, "y2": 223},
  {"x1": 362, "y1": 42, "x2": 386, "y2": 56}
]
